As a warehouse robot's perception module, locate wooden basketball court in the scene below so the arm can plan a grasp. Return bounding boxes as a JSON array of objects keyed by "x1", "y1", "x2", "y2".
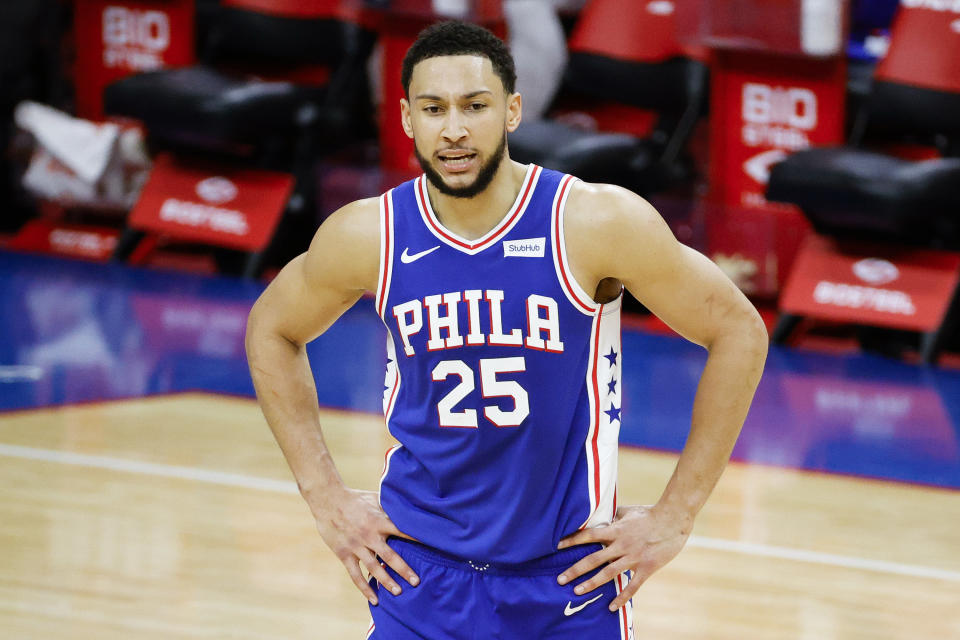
[{"x1": 1, "y1": 393, "x2": 957, "y2": 639}]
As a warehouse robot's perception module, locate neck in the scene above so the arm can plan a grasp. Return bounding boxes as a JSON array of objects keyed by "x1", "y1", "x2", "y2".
[{"x1": 426, "y1": 159, "x2": 528, "y2": 240}]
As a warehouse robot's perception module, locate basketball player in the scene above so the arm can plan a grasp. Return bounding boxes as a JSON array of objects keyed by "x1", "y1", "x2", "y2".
[{"x1": 246, "y1": 21, "x2": 767, "y2": 639}]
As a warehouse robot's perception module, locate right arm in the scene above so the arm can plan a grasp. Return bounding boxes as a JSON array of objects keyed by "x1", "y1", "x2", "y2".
[{"x1": 245, "y1": 198, "x2": 418, "y2": 605}]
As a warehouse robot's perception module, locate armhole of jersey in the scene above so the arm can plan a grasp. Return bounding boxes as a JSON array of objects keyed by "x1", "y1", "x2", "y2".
[
  {"x1": 375, "y1": 189, "x2": 395, "y2": 321},
  {"x1": 551, "y1": 175, "x2": 600, "y2": 316}
]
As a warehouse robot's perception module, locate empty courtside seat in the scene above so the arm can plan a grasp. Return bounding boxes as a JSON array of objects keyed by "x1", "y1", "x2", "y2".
[
  {"x1": 509, "y1": 0, "x2": 708, "y2": 195},
  {"x1": 102, "y1": 0, "x2": 376, "y2": 275},
  {"x1": 766, "y1": 0, "x2": 960, "y2": 249},
  {"x1": 104, "y1": 0, "x2": 375, "y2": 155}
]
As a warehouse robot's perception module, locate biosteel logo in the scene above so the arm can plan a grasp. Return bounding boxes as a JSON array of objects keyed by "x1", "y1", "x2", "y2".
[
  {"x1": 102, "y1": 6, "x2": 170, "y2": 70},
  {"x1": 741, "y1": 83, "x2": 817, "y2": 150}
]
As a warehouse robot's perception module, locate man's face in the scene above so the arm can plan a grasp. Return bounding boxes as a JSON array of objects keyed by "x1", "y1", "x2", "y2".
[{"x1": 401, "y1": 55, "x2": 521, "y2": 199}]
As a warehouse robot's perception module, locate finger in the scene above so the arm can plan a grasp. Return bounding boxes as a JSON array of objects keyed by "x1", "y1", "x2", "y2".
[
  {"x1": 609, "y1": 571, "x2": 646, "y2": 611},
  {"x1": 363, "y1": 553, "x2": 404, "y2": 597},
  {"x1": 557, "y1": 525, "x2": 608, "y2": 549},
  {"x1": 557, "y1": 548, "x2": 613, "y2": 586},
  {"x1": 381, "y1": 519, "x2": 419, "y2": 544},
  {"x1": 570, "y1": 560, "x2": 628, "y2": 596},
  {"x1": 374, "y1": 540, "x2": 420, "y2": 587},
  {"x1": 343, "y1": 557, "x2": 380, "y2": 605}
]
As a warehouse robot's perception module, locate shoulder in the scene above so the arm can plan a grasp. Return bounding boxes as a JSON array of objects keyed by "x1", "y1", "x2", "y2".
[
  {"x1": 302, "y1": 196, "x2": 382, "y2": 293},
  {"x1": 563, "y1": 180, "x2": 678, "y2": 279},
  {"x1": 564, "y1": 180, "x2": 665, "y2": 237}
]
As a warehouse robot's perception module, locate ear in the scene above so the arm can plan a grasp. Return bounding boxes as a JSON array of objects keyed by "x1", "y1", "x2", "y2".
[
  {"x1": 400, "y1": 98, "x2": 414, "y2": 139},
  {"x1": 505, "y1": 92, "x2": 522, "y2": 133}
]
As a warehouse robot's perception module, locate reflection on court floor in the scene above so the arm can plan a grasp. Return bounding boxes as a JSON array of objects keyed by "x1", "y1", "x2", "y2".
[{"x1": 2, "y1": 250, "x2": 959, "y2": 488}]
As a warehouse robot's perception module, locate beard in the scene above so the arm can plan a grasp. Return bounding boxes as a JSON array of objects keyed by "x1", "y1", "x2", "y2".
[{"x1": 415, "y1": 132, "x2": 508, "y2": 199}]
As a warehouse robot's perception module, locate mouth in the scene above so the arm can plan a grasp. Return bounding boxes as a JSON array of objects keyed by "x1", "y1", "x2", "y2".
[{"x1": 437, "y1": 150, "x2": 478, "y2": 174}]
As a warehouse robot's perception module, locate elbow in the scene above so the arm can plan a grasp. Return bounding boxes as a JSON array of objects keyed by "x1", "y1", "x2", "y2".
[
  {"x1": 245, "y1": 295, "x2": 279, "y2": 362},
  {"x1": 739, "y1": 305, "x2": 769, "y2": 371},
  {"x1": 245, "y1": 298, "x2": 264, "y2": 362},
  {"x1": 709, "y1": 304, "x2": 768, "y2": 366}
]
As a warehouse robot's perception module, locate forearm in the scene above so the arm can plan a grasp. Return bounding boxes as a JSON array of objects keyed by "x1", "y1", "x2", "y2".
[
  {"x1": 656, "y1": 322, "x2": 767, "y2": 523},
  {"x1": 246, "y1": 319, "x2": 345, "y2": 515}
]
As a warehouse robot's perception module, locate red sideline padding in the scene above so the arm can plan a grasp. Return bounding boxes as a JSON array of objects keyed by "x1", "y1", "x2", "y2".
[{"x1": 7, "y1": 219, "x2": 120, "y2": 262}]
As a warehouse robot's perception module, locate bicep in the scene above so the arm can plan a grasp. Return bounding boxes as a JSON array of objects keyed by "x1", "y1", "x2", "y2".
[
  {"x1": 622, "y1": 242, "x2": 754, "y2": 349},
  {"x1": 248, "y1": 202, "x2": 379, "y2": 346},
  {"x1": 249, "y1": 254, "x2": 365, "y2": 347},
  {"x1": 576, "y1": 186, "x2": 759, "y2": 349}
]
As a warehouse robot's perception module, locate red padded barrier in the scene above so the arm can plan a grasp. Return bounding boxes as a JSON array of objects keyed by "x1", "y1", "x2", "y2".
[
  {"x1": 569, "y1": 0, "x2": 705, "y2": 62},
  {"x1": 74, "y1": 0, "x2": 196, "y2": 120},
  {"x1": 875, "y1": 0, "x2": 960, "y2": 93},
  {"x1": 222, "y1": 0, "x2": 344, "y2": 19}
]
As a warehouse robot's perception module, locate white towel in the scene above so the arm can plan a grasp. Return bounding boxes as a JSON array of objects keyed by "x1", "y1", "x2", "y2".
[{"x1": 13, "y1": 101, "x2": 119, "y2": 185}]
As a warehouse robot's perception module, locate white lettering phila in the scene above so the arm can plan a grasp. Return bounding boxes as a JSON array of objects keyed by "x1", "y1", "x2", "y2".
[{"x1": 391, "y1": 290, "x2": 565, "y2": 357}]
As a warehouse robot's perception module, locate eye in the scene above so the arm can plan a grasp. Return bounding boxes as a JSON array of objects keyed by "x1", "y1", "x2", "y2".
[
  {"x1": 467, "y1": 102, "x2": 487, "y2": 111},
  {"x1": 423, "y1": 105, "x2": 443, "y2": 114}
]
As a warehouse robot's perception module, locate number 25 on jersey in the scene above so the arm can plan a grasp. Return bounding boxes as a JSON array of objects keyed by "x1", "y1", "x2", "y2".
[{"x1": 432, "y1": 357, "x2": 529, "y2": 428}]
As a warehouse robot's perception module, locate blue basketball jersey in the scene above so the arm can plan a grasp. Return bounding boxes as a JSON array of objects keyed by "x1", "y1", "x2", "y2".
[{"x1": 375, "y1": 164, "x2": 623, "y2": 564}]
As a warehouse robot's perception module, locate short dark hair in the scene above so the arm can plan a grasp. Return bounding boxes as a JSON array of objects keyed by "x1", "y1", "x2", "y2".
[{"x1": 401, "y1": 21, "x2": 517, "y2": 98}]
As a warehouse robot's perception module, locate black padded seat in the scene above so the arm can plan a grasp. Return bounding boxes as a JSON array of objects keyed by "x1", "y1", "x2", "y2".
[
  {"x1": 767, "y1": 148, "x2": 960, "y2": 247},
  {"x1": 509, "y1": 120, "x2": 665, "y2": 191},
  {"x1": 508, "y1": 52, "x2": 707, "y2": 196},
  {"x1": 104, "y1": 66, "x2": 327, "y2": 145}
]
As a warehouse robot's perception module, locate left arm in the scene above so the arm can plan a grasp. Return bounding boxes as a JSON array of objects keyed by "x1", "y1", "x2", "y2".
[{"x1": 556, "y1": 182, "x2": 768, "y2": 610}]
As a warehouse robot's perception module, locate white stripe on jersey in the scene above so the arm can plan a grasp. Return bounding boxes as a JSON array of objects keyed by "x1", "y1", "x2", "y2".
[
  {"x1": 550, "y1": 174, "x2": 598, "y2": 316},
  {"x1": 376, "y1": 189, "x2": 396, "y2": 320},
  {"x1": 581, "y1": 298, "x2": 623, "y2": 530}
]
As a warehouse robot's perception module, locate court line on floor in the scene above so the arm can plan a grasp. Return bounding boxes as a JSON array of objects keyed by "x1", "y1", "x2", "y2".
[{"x1": 3, "y1": 442, "x2": 959, "y2": 584}]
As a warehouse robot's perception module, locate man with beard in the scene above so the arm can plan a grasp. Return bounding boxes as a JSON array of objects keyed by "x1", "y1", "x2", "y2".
[{"x1": 246, "y1": 21, "x2": 767, "y2": 639}]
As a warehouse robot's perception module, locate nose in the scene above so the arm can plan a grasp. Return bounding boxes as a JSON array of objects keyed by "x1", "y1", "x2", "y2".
[{"x1": 441, "y1": 109, "x2": 468, "y2": 143}]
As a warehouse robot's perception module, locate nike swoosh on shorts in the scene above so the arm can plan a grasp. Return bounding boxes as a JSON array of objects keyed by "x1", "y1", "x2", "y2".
[{"x1": 563, "y1": 593, "x2": 603, "y2": 616}]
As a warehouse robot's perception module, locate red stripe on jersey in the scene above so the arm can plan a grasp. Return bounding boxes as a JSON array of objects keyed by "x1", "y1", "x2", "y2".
[
  {"x1": 552, "y1": 176, "x2": 595, "y2": 314},
  {"x1": 616, "y1": 574, "x2": 629, "y2": 638},
  {"x1": 377, "y1": 192, "x2": 393, "y2": 319},
  {"x1": 590, "y1": 304, "x2": 604, "y2": 505},
  {"x1": 417, "y1": 166, "x2": 539, "y2": 251}
]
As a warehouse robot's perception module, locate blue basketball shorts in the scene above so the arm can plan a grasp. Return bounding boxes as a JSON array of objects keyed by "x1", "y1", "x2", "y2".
[{"x1": 365, "y1": 538, "x2": 635, "y2": 640}]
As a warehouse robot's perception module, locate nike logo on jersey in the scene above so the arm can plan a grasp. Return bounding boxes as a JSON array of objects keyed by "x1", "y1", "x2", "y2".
[
  {"x1": 563, "y1": 594, "x2": 603, "y2": 616},
  {"x1": 400, "y1": 245, "x2": 440, "y2": 264}
]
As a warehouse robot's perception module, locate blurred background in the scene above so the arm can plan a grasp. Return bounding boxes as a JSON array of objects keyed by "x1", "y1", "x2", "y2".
[
  {"x1": 3, "y1": 0, "x2": 959, "y2": 362},
  {"x1": 1, "y1": 1, "x2": 959, "y2": 638}
]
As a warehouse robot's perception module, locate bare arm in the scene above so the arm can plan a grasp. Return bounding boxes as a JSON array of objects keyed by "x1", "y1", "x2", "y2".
[
  {"x1": 557, "y1": 182, "x2": 768, "y2": 608},
  {"x1": 245, "y1": 198, "x2": 418, "y2": 605}
]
